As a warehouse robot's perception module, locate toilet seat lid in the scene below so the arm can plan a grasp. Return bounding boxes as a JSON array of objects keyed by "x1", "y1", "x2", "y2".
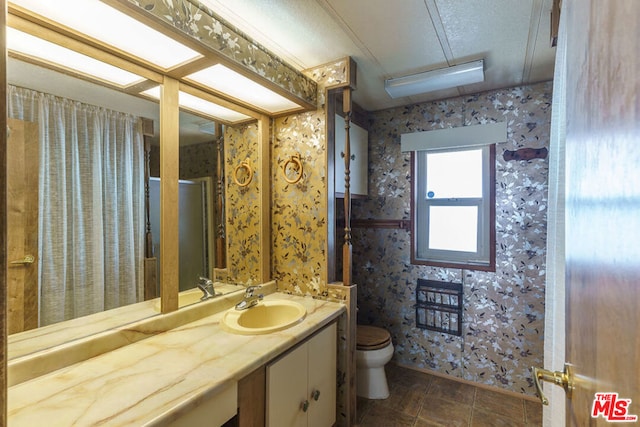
[{"x1": 357, "y1": 325, "x2": 391, "y2": 350}]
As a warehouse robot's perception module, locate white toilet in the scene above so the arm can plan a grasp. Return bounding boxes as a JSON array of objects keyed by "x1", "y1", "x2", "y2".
[{"x1": 356, "y1": 325, "x2": 394, "y2": 399}]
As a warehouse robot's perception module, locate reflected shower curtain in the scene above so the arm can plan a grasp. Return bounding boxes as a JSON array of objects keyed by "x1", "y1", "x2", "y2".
[{"x1": 8, "y1": 86, "x2": 145, "y2": 326}]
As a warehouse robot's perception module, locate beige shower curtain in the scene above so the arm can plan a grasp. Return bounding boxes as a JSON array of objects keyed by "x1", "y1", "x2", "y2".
[{"x1": 8, "y1": 85, "x2": 145, "y2": 326}]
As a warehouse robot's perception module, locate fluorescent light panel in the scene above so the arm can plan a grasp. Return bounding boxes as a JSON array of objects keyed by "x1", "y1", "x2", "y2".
[
  {"x1": 142, "y1": 86, "x2": 252, "y2": 123},
  {"x1": 385, "y1": 60, "x2": 485, "y2": 99},
  {"x1": 186, "y1": 64, "x2": 300, "y2": 113},
  {"x1": 7, "y1": 27, "x2": 144, "y2": 86},
  {"x1": 10, "y1": 0, "x2": 201, "y2": 69}
]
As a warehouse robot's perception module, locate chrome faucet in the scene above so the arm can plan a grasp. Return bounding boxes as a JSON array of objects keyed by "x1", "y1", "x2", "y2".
[
  {"x1": 235, "y1": 285, "x2": 263, "y2": 310},
  {"x1": 197, "y1": 277, "x2": 216, "y2": 301}
]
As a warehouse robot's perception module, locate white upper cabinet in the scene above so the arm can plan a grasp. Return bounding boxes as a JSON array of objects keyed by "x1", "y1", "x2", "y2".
[{"x1": 335, "y1": 114, "x2": 368, "y2": 197}]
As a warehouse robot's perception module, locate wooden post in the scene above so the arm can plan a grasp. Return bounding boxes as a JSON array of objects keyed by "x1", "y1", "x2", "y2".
[
  {"x1": 342, "y1": 87, "x2": 353, "y2": 287},
  {"x1": 215, "y1": 124, "x2": 226, "y2": 270},
  {"x1": 159, "y1": 77, "x2": 179, "y2": 313}
]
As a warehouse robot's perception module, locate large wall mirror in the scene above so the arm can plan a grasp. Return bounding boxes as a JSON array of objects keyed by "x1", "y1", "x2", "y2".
[{"x1": 5, "y1": 2, "x2": 270, "y2": 360}]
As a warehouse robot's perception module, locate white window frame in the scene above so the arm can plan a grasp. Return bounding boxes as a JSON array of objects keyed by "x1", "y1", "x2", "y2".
[{"x1": 412, "y1": 145, "x2": 494, "y2": 270}]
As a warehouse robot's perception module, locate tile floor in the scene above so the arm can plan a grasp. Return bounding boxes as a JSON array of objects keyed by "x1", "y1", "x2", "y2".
[{"x1": 356, "y1": 364, "x2": 543, "y2": 426}]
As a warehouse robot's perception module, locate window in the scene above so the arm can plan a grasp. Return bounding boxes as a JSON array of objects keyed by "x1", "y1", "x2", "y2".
[{"x1": 411, "y1": 145, "x2": 495, "y2": 271}]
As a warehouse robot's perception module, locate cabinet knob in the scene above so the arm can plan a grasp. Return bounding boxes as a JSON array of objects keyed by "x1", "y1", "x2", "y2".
[
  {"x1": 311, "y1": 389, "x2": 321, "y2": 401},
  {"x1": 301, "y1": 400, "x2": 309, "y2": 412}
]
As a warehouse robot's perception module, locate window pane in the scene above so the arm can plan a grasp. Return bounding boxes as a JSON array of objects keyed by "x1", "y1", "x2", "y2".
[
  {"x1": 428, "y1": 206, "x2": 478, "y2": 252},
  {"x1": 426, "y1": 149, "x2": 482, "y2": 198}
]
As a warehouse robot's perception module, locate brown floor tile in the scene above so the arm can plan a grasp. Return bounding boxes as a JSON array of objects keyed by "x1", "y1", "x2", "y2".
[
  {"x1": 470, "y1": 408, "x2": 526, "y2": 427},
  {"x1": 474, "y1": 387, "x2": 525, "y2": 422},
  {"x1": 417, "y1": 396, "x2": 472, "y2": 427},
  {"x1": 359, "y1": 400, "x2": 416, "y2": 426},
  {"x1": 427, "y1": 375, "x2": 477, "y2": 406},
  {"x1": 358, "y1": 364, "x2": 536, "y2": 427},
  {"x1": 413, "y1": 417, "x2": 450, "y2": 427},
  {"x1": 524, "y1": 399, "x2": 543, "y2": 426}
]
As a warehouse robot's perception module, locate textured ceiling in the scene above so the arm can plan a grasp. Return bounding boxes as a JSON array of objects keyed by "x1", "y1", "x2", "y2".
[{"x1": 200, "y1": 0, "x2": 557, "y2": 111}]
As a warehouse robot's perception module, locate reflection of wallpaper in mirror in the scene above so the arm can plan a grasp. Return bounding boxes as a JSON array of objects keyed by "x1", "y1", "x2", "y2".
[{"x1": 225, "y1": 123, "x2": 261, "y2": 285}]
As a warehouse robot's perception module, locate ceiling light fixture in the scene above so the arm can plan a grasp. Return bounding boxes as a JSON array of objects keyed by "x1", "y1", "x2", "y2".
[
  {"x1": 142, "y1": 86, "x2": 252, "y2": 124},
  {"x1": 10, "y1": 0, "x2": 201, "y2": 69},
  {"x1": 7, "y1": 27, "x2": 144, "y2": 86},
  {"x1": 384, "y1": 59, "x2": 485, "y2": 99},
  {"x1": 186, "y1": 64, "x2": 300, "y2": 114}
]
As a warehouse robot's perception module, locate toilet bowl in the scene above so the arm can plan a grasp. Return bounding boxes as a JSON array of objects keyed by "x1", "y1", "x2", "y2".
[{"x1": 356, "y1": 325, "x2": 394, "y2": 399}]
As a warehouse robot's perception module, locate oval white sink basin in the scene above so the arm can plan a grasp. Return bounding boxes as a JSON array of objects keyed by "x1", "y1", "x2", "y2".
[{"x1": 222, "y1": 300, "x2": 306, "y2": 335}]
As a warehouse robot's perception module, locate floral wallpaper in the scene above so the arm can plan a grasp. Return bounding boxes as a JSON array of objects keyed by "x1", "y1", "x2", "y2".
[
  {"x1": 225, "y1": 123, "x2": 262, "y2": 286},
  {"x1": 272, "y1": 59, "x2": 350, "y2": 296},
  {"x1": 127, "y1": 0, "x2": 316, "y2": 106},
  {"x1": 352, "y1": 82, "x2": 553, "y2": 396}
]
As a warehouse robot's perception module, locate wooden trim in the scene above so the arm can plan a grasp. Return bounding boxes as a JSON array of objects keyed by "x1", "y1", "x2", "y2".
[
  {"x1": 159, "y1": 76, "x2": 180, "y2": 313},
  {"x1": 1, "y1": 0, "x2": 9, "y2": 422},
  {"x1": 326, "y1": 91, "x2": 337, "y2": 282},
  {"x1": 237, "y1": 366, "x2": 266, "y2": 426},
  {"x1": 258, "y1": 115, "x2": 271, "y2": 283},
  {"x1": 395, "y1": 363, "x2": 541, "y2": 403},
  {"x1": 349, "y1": 219, "x2": 411, "y2": 230}
]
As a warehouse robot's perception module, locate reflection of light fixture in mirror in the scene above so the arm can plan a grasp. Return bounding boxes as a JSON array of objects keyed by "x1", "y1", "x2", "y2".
[
  {"x1": 142, "y1": 87, "x2": 252, "y2": 124},
  {"x1": 10, "y1": 0, "x2": 202, "y2": 69},
  {"x1": 384, "y1": 60, "x2": 485, "y2": 99},
  {"x1": 186, "y1": 64, "x2": 300, "y2": 114},
  {"x1": 7, "y1": 28, "x2": 145, "y2": 86}
]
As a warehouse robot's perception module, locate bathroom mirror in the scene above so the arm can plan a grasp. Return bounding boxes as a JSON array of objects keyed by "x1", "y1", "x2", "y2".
[{"x1": 5, "y1": 31, "x2": 266, "y2": 359}]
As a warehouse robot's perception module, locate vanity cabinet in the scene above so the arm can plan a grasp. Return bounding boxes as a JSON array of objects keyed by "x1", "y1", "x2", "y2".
[
  {"x1": 335, "y1": 114, "x2": 368, "y2": 197},
  {"x1": 168, "y1": 381, "x2": 237, "y2": 426},
  {"x1": 266, "y1": 322, "x2": 337, "y2": 427}
]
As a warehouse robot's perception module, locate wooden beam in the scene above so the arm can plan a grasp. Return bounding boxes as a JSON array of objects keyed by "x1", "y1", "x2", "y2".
[{"x1": 160, "y1": 77, "x2": 179, "y2": 313}]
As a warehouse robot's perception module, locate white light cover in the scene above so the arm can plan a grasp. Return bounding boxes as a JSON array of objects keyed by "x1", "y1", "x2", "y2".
[
  {"x1": 10, "y1": 0, "x2": 201, "y2": 69},
  {"x1": 142, "y1": 86, "x2": 252, "y2": 123},
  {"x1": 186, "y1": 64, "x2": 300, "y2": 113},
  {"x1": 385, "y1": 60, "x2": 484, "y2": 99},
  {"x1": 7, "y1": 27, "x2": 144, "y2": 86}
]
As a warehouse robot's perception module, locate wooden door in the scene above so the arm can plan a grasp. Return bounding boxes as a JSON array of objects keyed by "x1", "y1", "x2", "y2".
[
  {"x1": 563, "y1": 0, "x2": 640, "y2": 425},
  {"x1": 6, "y1": 118, "x2": 39, "y2": 334}
]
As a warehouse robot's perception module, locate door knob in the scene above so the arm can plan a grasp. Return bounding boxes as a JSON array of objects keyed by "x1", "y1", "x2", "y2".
[
  {"x1": 531, "y1": 363, "x2": 574, "y2": 405},
  {"x1": 10, "y1": 255, "x2": 35, "y2": 265}
]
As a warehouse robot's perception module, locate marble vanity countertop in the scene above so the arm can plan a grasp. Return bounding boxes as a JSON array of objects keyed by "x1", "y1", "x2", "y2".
[{"x1": 8, "y1": 292, "x2": 345, "y2": 426}]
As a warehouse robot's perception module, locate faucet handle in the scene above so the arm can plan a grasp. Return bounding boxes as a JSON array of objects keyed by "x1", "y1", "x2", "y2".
[{"x1": 245, "y1": 285, "x2": 261, "y2": 297}]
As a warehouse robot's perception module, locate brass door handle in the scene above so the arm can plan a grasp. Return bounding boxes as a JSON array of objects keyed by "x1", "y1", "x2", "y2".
[
  {"x1": 10, "y1": 255, "x2": 35, "y2": 265},
  {"x1": 531, "y1": 363, "x2": 574, "y2": 405}
]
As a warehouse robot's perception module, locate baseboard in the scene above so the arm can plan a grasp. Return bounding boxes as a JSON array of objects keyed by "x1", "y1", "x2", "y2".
[{"x1": 393, "y1": 362, "x2": 540, "y2": 403}]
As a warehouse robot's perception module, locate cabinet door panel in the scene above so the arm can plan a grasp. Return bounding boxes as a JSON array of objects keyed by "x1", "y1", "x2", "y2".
[
  {"x1": 308, "y1": 323, "x2": 337, "y2": 427},
  {"x1": 266, "y1": 343, "x2": 308, "y2": 427}
]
